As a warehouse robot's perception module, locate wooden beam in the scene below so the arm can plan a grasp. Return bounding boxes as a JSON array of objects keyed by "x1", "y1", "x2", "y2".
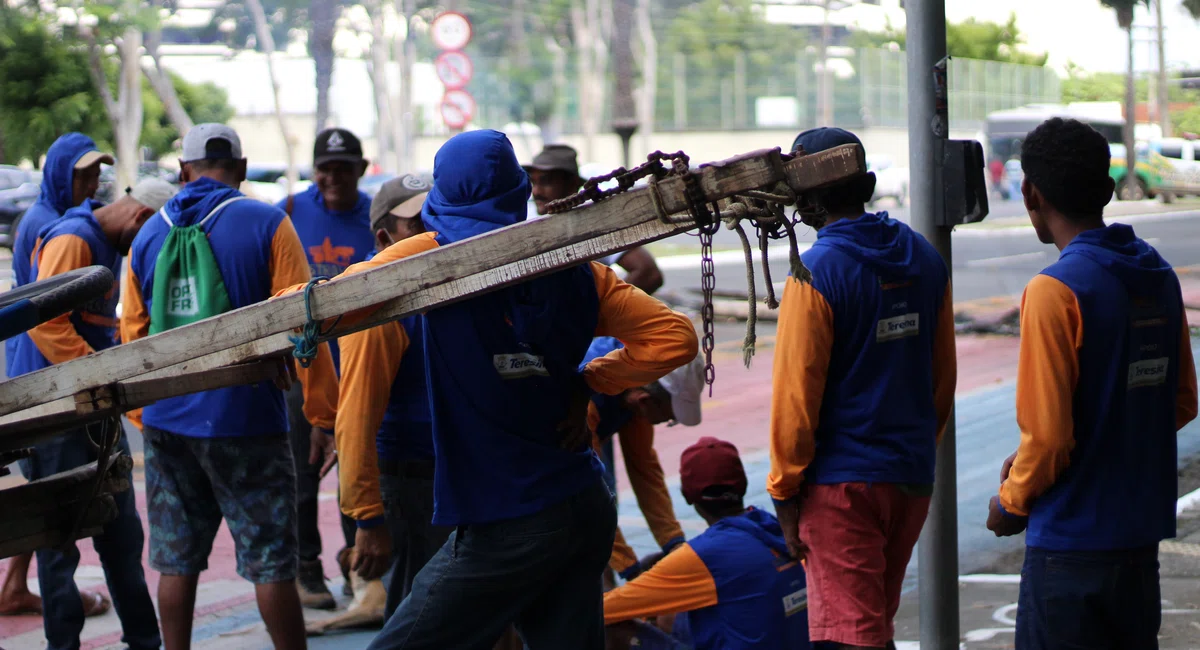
[
  {"x1": 0, "y1": 362, "x2": 280, "y2": 449},
  {"x1": 0, "y1": 145, "x2": 864, "y2": 421}
]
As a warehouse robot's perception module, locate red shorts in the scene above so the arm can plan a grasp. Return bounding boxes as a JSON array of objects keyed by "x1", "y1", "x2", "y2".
[{"x1": 796, "y1": 482, "x2": 931, "y2": 646}]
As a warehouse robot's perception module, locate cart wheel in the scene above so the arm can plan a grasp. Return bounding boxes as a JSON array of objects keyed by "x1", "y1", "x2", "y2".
[{"x1": 0, "y1": 266, "x2": 115, "y2": 342}]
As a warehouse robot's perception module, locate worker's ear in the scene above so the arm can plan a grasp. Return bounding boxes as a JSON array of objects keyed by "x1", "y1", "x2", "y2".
[
  {"x1": 133, "y1": 205, "x2": 155, "y2": 228},
  {"x1": 234, "y1": 158, "x2": 248, "y2": 186},
  {"x1": 375, "y1": 227, "x2": 395, "y2": 252},
  {"x1": 359, "y1": 161, "x2": 369, "y2": 179}
]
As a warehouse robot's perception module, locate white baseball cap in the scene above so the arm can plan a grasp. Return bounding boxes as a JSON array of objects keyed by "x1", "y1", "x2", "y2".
[
  {"x1": 181, "y1": 123, "x2": 243, "y2": 163},
  {"x1": 659, "y1": 352, "x2": 706, "y2": 426},
  {"x1": 127, "y1": 178, "x2": 178, "y2": 213}
]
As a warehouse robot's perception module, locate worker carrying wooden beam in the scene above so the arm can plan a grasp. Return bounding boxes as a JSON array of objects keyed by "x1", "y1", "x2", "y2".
[{"x1": 280, "y1": 129, "x2": 698, "y2": 648}]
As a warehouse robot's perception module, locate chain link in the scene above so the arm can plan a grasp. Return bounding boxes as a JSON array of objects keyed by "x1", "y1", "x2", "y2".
[{"x1": 544, "y1": 150, "x2": 692, "y2": 214}]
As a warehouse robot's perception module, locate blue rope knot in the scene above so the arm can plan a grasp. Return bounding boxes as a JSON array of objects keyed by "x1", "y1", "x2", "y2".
[{"x1": 288, "y1": 277, "x2": 342, "y2": 369}]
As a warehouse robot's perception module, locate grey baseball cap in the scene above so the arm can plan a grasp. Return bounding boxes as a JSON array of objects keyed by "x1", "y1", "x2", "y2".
[
  {"x1": 126, "y1": 178, "x2": 178, "y2": 213},
  {"x1": 369, "y1": 174, "x2": 431, "y2": 231},
  {"x1": 523, "y1": 144, "x2": 581, "y2": 179},
  {"x1": 181, "y1": 123, "x2": 243, "y2": 163}
]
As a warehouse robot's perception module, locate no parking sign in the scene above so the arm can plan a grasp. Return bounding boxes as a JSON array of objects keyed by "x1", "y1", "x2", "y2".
[
  {"x1": 435, "y1": 51, "x2": 474, "y2": 90},
  {"x1": 440, "y1": 89, "x2": 476, "y2": 130}
]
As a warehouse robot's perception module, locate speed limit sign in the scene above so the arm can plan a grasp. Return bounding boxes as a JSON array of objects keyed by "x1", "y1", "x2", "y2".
[{"x1": 431, "y1": 12, "x2": 472, "y2": 51}]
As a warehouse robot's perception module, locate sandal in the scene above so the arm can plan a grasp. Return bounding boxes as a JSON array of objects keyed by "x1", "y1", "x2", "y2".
[{"x1": 81, "y1": 590, "x2": 111, "y2": 618}]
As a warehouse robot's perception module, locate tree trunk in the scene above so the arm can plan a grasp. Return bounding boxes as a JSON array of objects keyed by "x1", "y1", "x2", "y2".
[
  {"x1": 610, "y1": 0, "x2": 636, "y2": 167},
  {"x1": 365, "y1": 0, "x2": 393, "y2": 172},
  {"x1": 114, "y1": 25, "x2": 144, "y2": 191},
  {"x1": 144, "y1": 0, "x2": 193, "y2": 136},
  {"x1": 1124, "y1": 23, "x2": 1137, "y2": 198},
  {"x1": 394, "y1": 0, "x2": 415, "y2": 173},
  {"x1": 245, "y1": 0, "x2": 297, "y2": 190},
  {"x1": 571, "y1": 0, "x2": 611, "y2": 162},
  {"x1": 633, "y1": 0, "x2": 656, "y2": 157},
  {"x1": 1155, "y1": 0, "x2": 1170, "y2": 137},
  {"x1": 543, "y1": 38, "x2": 567, "y2": 143},
  {"x1": 310, "y1": 0, "x2": 337, "y2": 133}
]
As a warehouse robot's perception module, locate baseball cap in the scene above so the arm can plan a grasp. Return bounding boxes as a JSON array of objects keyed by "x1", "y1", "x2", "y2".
[
  {"x1": 314, "y1": 128, "x2": 365, "y2": 167},
  {"x1": 74, "y1": 149, "x2": 114, "y2": 170},
  {"x1": 181, "y1": 124, "x2": 243, "y2": 163},
  {"x1": 126, "y1": 178, "x2": 178, "y2": 213},
  {"x1": 523, "y1": 144, "x2": 581, "y2": 179},
  {"x1": 680, "y1": 437, "x2": 747, "y2": 505},
  {"x1": 791, "y1": 127, "x2": 863, "y2": 155},
  {"x1": 659, "y1": 353, "x2": 705, "y2": 426},
  {"x1": 369, "y1": 174, "x2": 430, "y2": 231}
]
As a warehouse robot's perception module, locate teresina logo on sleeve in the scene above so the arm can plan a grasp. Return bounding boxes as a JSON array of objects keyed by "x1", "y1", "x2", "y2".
[
  {"x1": 1127, "y1": 357, "x2": 1169, "y2": 388},
  {"x1": 782, "y1": 586, "x2": 807, "y2": 617},
  {"x1": 876, "y1": 312, "x2": 919, "y2": 342},
  {"x1": 493, "y1": 353, "x2": 551, "y2": 379}
]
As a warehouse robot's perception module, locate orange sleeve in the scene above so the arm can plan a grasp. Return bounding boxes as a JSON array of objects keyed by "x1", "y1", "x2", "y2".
[
  {"x1": 585, "y1": 262, "x2": 699, "y2": 395},
  {"x1": 932, "y1": 281, "x2": 958, "y2": 444},
  {"x1": 336, "y1": 321, "x2": 406, "y2": 523},
  {"x1": 618, "y1": 416, "x2": 684, "y2": 547},
  {"x1": 603, "y1": 542, "x2": 718, "y2": 624},
  {"x1": 767, "y1": 278, "x2": 834, "y2": 502},
  {"x1": 1178, "y1": 310, "x2": 1197, "y2": 431},
  {"x1": 270, "y1": 217, "x2": 338, "y2": 429},
  {"x1": 609, "y1": 525, "x2": 639, "y2": 574},
  {"x1": 999, "y1": 275, "x2": 1082, "y2": 517},
  {"x1": 28, "y1": 235, "x2": 95, "y2": 363},
  {"x1": 119, "y1": 257, "x2": 149, "y2": 431}
]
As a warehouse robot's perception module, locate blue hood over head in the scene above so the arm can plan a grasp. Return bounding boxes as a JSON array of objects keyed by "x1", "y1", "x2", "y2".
[
  {"x1": 816, "y1": 211, "x2": 920, "y2": 278},
  {"x1": 422, "y1": 130, "x2": 531, "y2": 245},
  {"x1": 710, "y1": 508, "x2": 790, "y2": 558},
  {"x1": 162, "y1": 177, "x2": 243, "y2": 227},
  {"x1": 37, "y1": 133, "x2": 104, "y2": 215},
  {"x1": 1063, "y1": 223, "x2": 1173, "y2": 296}
]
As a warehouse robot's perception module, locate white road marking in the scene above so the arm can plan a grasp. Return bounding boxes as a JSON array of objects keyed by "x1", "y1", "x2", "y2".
[{"x1": 961, "y1": 251, "x2": 1047, "y2": 268}]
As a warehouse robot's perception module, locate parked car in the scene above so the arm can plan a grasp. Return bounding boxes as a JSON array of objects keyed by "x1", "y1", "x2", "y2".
[
  {"x1": 0, "y1": 166, "x2": 43, "y2": 249},
  {"x1": 243, "y1": 165, "x2": 313, "y2": 204},
  {"x1": 866, "y1": 155, "x2": 909, "y2": 206}
]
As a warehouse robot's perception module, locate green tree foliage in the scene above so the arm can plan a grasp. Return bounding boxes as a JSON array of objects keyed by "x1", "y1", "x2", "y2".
[
  {"x1": 0, "y1": 13, "x2": 109, "y2": 164},
  {"x1": 1186, "y1": 0, "x2": 1200, "y2": 19},
  {"x1": 852, "y1": 13, "x2": 1048, "y2": 66},
  {"x1": 0, "y1": 8, "x2": 233, "y2": 165}
]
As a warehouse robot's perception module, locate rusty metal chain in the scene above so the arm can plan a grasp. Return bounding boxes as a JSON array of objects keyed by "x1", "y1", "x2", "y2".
[{"x1": 544, "y1": 150, "x2": 692, "y2": 214}]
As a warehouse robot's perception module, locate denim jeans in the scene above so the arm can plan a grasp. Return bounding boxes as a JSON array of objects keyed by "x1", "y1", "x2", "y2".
[
  {"x1": 25, "y1": 427, "x2": 161, "y2": 650},
  {"x1": 367, "y1": 476, "x2": 617, "y2": 650},
  {"x1": 378, "y1": 458, "x2": 454, "y2": 619},
  {"x1": 1016, "y1": 545, "x2": 1161, "y2": 650}
]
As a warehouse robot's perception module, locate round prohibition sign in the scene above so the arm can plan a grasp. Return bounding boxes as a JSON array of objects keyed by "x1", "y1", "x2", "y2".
[
  {"x1": 440, "y1": 89, "x2": 476, "y2": 130},
  {"x1": 431, "y1": 11, "x2": 472, "y2": 51},
  {"x1": 435, "y1": 51, "x2": 474, "y2": 90}
]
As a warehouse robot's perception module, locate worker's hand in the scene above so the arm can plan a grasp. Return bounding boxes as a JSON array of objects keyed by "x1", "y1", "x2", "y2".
[
  {"x1": 352, "y1": 526, "x2": 393, "y2": 581},
  {"x1": 1000, "y1": 451, "x2": 1018, "y2": 484},
  {"x1": 773, "y1": 497, "x2": 806, "y2": 560},
  {"x1": 309, "y1": 427, "x2": 336, "y2": 478},
  {"x1": 986, "y1": 496, "x2": 1028, "y2": 538},
  {"x1": 272, "y1": 355, "x2": 299, "y2": 391},
  {"x1": 557, "y1": 378, "x2": 593, "y2": 451}
]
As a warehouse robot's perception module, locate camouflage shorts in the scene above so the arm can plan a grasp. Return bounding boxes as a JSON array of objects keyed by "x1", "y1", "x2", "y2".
[{"x1": 143, "y1": 426, "x2": 298, "y2": 584}]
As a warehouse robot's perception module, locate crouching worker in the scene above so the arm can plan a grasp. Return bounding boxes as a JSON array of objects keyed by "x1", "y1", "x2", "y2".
[
  {"x1": 604, "y1": 437, "x2": 810, "y2": 650},
  {"x1": 334, "y1": 174, "x2": 452, "y2": 620},
  {"x1": 580, "y1": 336, "x2": 703, "y2": 582}
]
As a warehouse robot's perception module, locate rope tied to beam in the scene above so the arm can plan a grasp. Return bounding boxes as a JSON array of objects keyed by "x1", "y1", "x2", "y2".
[{"x1": 288, "y1": 277, "x2": 341, "y2": 368}]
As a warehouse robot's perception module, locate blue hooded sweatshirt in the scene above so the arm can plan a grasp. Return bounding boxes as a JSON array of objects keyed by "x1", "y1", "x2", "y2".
[
  {"x1": 684, "y1": 508, "x2": 810, "y2": 650},
  {"x1": 9, "y1": 200, "x2": 121, "y2": 377},
  {"x1": 129, "y1": 176, "x2": 294, "y2": 438},
  {"x1": 1027, "y1": 223, "x2": 1184, "y2": 551},
  {"x1": 799, "y1": 211, "x2": 950, "y2": 485},
  {"x1": 7, "y1": 134, "x2": 105, "y2": 376},
  {"x1": 418, "y1": 130, "x2": 605, "y2": 526}
]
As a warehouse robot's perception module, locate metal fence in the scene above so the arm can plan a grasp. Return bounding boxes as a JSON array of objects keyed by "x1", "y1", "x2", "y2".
[{"x1": 458, "y1": 46, "x2": 1061, "y2": 135}]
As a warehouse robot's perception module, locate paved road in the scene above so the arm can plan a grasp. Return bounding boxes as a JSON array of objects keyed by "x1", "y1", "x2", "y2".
[{"x1": 651, "y1": 199, "x2": 1200, "y2": 304}]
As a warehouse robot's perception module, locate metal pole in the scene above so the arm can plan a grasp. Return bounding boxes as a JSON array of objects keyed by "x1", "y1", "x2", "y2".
[
  {"x1": 905, "y1": 1, "x2": 959, "y2": 648},
  {"x1": 1155, "y1": 0, "x2": 1170, "y2": 137}
]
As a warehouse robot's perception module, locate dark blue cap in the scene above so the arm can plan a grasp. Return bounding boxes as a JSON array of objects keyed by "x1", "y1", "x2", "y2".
[{"x1": 791, "y1": 127, "x2": 863, "y2": 155}]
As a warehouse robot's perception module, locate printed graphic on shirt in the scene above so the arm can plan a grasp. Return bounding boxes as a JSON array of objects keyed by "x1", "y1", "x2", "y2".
[
  {"x1": 782, "y1": 587, "x2": 808, "y2": 617},
  {"x1": 493, "y1": 353, "x2": 550, "y2": 379},
  {"x1": 167, "y1": 277, "x2": 200, "y2": 317},
  {"x1": 309, "y1": 236, "x2": 358, "y2": 278},
  {"x1": 1128, "y1": 357, "x2": 1170, "y2": 388},
  {"x1": 876, "y1": 312, "x2": 920, "y2": 342}
]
